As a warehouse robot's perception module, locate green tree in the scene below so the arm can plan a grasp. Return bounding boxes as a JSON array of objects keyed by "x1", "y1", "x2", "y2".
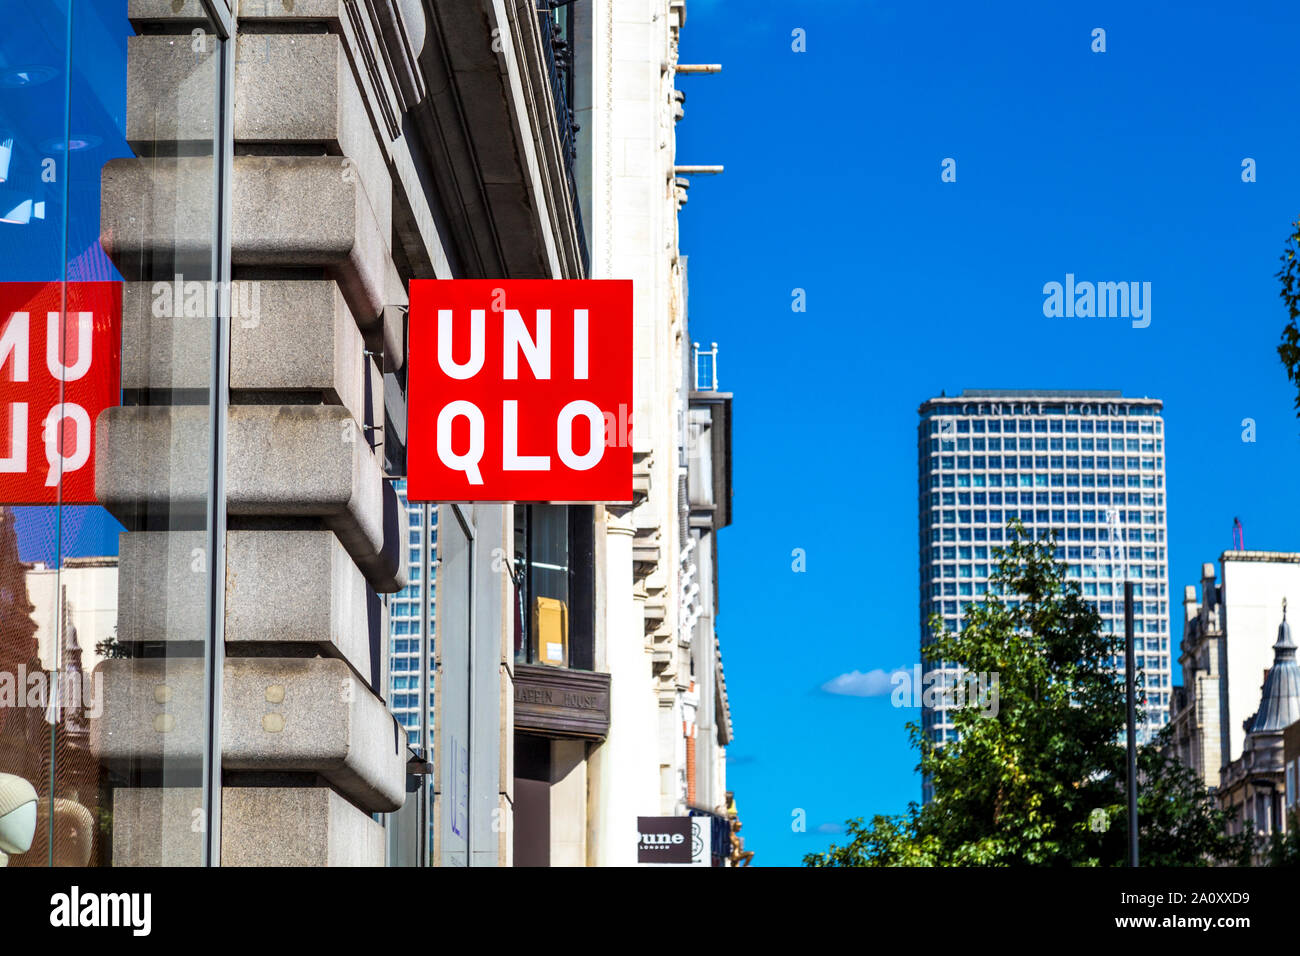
[
  {"x1": 94, "y1": 627, "x2": 131, "y2": 660},
  {"x1": 1277, "y1": 218, "x2": 1300, "y2": 414},
  {"x1": 806, "y1": 522, "x2": 1250, "y2": 867},
  {"x1": 1263, "y1": 808, "x2": 1300, "y2": 866}
]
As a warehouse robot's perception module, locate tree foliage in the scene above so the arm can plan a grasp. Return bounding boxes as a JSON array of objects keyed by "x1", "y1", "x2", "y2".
[
  {"x1": 1263, "y1": 809, "x2": 1300, "y2": 866},
  {"x1": 1277, "y1": 218, "x2": 1300, "y2": 417},
  {"x1": 805, "y1": 522, "x2": 1250, "y2": 867}
]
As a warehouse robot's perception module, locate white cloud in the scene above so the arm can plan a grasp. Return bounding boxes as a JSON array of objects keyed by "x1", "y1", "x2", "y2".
[{"x1": 819, "y1": 668, "x2": 904, "y2": 698}]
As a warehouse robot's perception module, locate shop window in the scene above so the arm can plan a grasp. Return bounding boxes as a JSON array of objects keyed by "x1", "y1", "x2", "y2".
[
  {"x1": 512, "y1": 505, "x2": 595, "y2": 670},
  {"x1": 1, "y1": 1, "x2": 231, "y2": 866}
]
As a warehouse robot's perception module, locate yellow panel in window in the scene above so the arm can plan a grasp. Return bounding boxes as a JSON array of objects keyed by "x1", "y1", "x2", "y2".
[{"x1": 533, "y1": 596, "x2": 568, "y2": 668}]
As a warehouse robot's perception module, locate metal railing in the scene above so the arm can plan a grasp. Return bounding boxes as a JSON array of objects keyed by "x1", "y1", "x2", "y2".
[{"x1": 537, "y1": 1, "x2": 589, "y2": 275}]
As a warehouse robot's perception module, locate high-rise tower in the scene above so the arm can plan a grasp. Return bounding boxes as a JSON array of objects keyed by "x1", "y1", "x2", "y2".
[{"x1": 917, "y1": 390, "x2": 1172, "y2": 796}]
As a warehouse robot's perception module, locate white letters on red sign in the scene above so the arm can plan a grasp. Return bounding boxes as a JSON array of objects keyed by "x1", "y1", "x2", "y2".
[
  {"x1": 0, "y1": 283, "x2": 121, "y2": 504},
  {"x1": 408, "y1": 280, "x2": 632, "y2": 502}
]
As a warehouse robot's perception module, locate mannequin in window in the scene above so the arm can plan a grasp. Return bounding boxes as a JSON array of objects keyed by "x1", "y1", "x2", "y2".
[{"x1": 0, "y1": 773, "x2": 37, "y2": 867}]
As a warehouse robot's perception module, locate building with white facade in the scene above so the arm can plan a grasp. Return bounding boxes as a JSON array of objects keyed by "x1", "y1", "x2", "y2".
[
  {"x1": 1215, "y1": 553, "x2": 1300, "y2": 764},
  {"x1": 506, "y1": 0, "x2": 734, "y2": 866},
  {"x1": 415, "y1": 0, "x2": 736, "y2": 867},
  {"x1": 684, "y1": 334, "x2": 735, "y2": 841},
  {"x1": 1168, "y1": 550, "x2": 1300, "y2": 799},
  {"x1": 587, "y1": 0, "x2": 736, "y2": 864},
  {"x1": 917, "y1": 389, "x2": 1172, "y2": 773},
  {"x1": 25, "y1": 557, "x2": 118, "y2": 676},
  {"x1": 1217, "y1": 601, "x2": 1300, "y2": 858}
]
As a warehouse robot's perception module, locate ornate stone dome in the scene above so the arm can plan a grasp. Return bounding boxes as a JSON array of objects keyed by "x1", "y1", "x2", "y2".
[{"x1": 1249, "y1": 600, "x2": 1300, "y2": 735}]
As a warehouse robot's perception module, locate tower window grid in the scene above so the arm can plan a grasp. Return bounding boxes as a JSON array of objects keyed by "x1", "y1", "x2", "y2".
[
  {"x1": 387, "y1": 479, "x2": 437, "y2": 742},
  {"x1": 918, "y1": 405, "x2": 1170, "y2": 752}
]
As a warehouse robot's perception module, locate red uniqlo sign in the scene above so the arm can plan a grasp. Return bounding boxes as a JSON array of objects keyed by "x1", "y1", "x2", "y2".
[
  {"x1": 0, "y1": 282, "x2": 122, "y2": 504},
  {"x1": 407, "y1": 280, "x2": 632, "y2": 502}
]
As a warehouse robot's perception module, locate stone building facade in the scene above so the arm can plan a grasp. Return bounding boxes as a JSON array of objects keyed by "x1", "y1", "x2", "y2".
[
  {"x1": 1168, "y1": 563, "x2": 1225, "y2": 792},
  {"x1": 1217, "y1": 602, "x2": 1300, "y2": 859},
  {"x1": 0, "y1": 0, "x2": 733, "y2": 867},
  {"x1": 1168, "y1": 550, "x2": 1300, "y2": 807},
  {"x1": 510, "y1": 0, "x2": 736, "y2": 867}
]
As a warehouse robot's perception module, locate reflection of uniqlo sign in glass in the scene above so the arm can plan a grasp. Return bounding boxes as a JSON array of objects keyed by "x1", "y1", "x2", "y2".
[
  {"x1": 0, "y1": 282, "x2": 122, "y2": 505},
  {"x1": 407, "y1": 280, "x2": 633, "y2": 503}
]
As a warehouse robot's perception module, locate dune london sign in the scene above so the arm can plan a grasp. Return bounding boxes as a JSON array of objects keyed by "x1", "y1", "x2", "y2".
[
  {"x1": 406, "y1": 280, "x2": 633, "y2": 503},
  {"x1": 637, "y1": 816, "x2": 692, "y2": 864}
]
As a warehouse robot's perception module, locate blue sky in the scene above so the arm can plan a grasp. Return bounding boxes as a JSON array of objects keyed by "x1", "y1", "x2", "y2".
[
  {"x1": 675, "y1": 0, "x2": 1300, "y2": 865},
  {"x1": 5, "y1": 1, "x2": 131, "y2": 565},
  {"x1": 10, "y1": 0, "x2": 1300, "y2": 869}
]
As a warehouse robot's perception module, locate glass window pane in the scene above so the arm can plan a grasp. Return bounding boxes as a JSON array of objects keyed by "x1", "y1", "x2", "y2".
[{"x1": 0, "y1": 2, "x2": 226, "y2": 866}]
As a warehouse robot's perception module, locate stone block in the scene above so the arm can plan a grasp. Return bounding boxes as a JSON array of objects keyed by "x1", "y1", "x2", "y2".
[
  {"x1": 95, "y1": 404, "x2": 406, "y2": 591},
  {"x1": 101, "y1": 156, "x2": 392, "y2": 331},
  {"x1": 99, "y1": 157, "x2": 218, "y2": 271},
  {"x1": 223, "y1": 530, "x2": 382, "y2": 686},
  {"x1": 221, "y1": 405, "x2": 403, "y2": 591},
  {"x1": 108, "y1": 786, "x2": 205, "y2": 867},
  {"x1": 117, "y1": 529, "x2": 382, "y2": 686},
  {"x1": 233, "y1": 0, "x2": 425, "y2": 53},
  {"x1": 125, "y1": 35, "x2": 219, "y2": 147},
  {"x1": 234, "y1": 33, "x2": 392, "y2": 241},
  {"x1": 119, "y1": 280, "x2": 212, "y2": 393},
  {"x1": 110, "y1": 785, "x2": 386, "y2": 866},
  {"x1": 127, "y1": 0, "x2": 212, "y2": 27},
  {"x1": 382, "y1": 300, "x2": 407, "y2": 374},
  {"x1": 234, "y1": 0, "x2": 344, "y2": 22},
  {"x1": 116, "y1": 529, "x2": 208, "y2": 644},
  {"x1": 231, "y1": 155, "x2": 391, "y2": 329},
  {"x1": 227, "y1": 281, "x2": 371, "y2": 428},
  {"x1": 121, "y1": 277, "x2": 382, "y2": 427},
  {"x1": 345, "y1": 468, "x2": 406, "y2": 593},
  {"x1": 220, "y1": 786, "x2": 386, "y2": 866},
  {"x1": 92, "y1": 656, "x2": 408, "y2": 811},
  {"x1": 93, "y1": 406, "x2": 212, "y2": 524}
]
